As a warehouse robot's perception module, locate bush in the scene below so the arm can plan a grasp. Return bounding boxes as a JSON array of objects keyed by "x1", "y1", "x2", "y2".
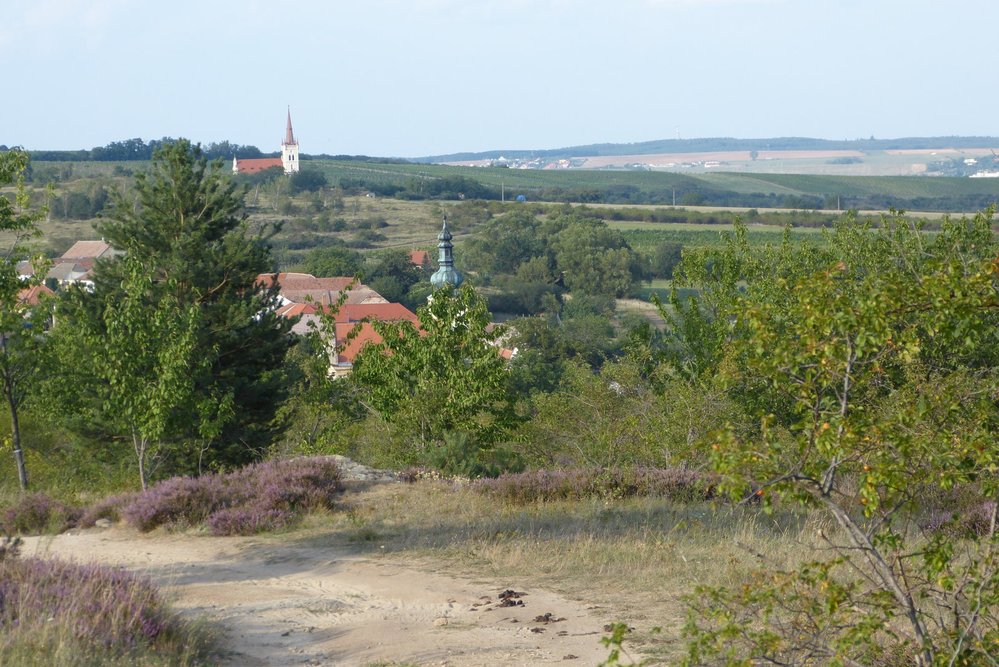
[
  {"x1": 120, "y1": 457, "x2": 342, "y2": 535},
  {"x1": 922, "y1": 500, "x2": 997, "y2": 539},
  {"x1": 77, "y1": 492, "x2": 139, "y2": 528},
  {"x1": 472, "y1": 466, "x2": 714, "y2": 503},
  {"x1": 0, "y1": 552, "x2": 202, "y2": 662},
  {"x1": 0, "y1": 492, "x2": 82, "y2": 535}
]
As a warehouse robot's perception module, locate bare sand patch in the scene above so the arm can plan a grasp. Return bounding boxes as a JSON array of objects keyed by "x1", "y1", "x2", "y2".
[{"x1": 23, "y1": 526, "x2": 612, "y2": 666}]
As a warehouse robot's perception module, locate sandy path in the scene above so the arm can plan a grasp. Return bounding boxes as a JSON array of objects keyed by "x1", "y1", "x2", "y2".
[{"x1": 22, "y1": 528, "x2": 611, "y2": 666}]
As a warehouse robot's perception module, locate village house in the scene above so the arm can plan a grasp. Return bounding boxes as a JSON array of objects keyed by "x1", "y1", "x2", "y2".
[
  {"x1": 295, "y1": 301, "x2": 421, "y2": 378},
  {"x1": 256, "y1": 272, "x2": 388, "y2": 309},
  {"x1": 17, "y1": 239, "x2": 122, "y2": 289},
  {"x1": 16, "y1": 284, "x2": 55, "y2": 307}
]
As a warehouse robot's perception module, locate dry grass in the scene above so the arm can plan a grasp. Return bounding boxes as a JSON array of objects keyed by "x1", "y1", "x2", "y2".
[{"x1": 290, "y1": 481, "x2": 827, "y2": 663}]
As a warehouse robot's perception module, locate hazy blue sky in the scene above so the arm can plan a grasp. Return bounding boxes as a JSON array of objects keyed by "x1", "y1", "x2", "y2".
[{"x1": 2, "y1": 0, "x2": 995, "y2": 157}]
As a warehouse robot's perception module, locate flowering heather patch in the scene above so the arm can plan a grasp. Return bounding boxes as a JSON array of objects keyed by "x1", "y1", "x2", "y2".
[
  {"x1": 120, "y1": 457, "x2": 342, "y2": 536},
  {"x1": 923, "y1": 500, "x2": 998, "y2": 539},
  {"x1": 0, "y1": 492, "x2": 82, "y2": 535},
  {"x1": 77, "y1": 491, "x2": 140, "y2": 529},
  {"x1": 472, "y1": 466, "x2": 715, "y2": 503},
  {"x1": 0, "y1": 554, "x2": 180, "y2": 658},
  {"x1": 205, "y1": 507, "x2": 291, "y2": 535}
]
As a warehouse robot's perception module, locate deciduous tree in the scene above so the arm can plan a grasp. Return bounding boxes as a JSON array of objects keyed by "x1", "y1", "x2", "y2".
[
  {"x1": 0, "y1": 150, "x2": 48, "y2": 490},
  {"x1": 50, "y1": 140, "x2": 291, "y2": 472},
  {"x1": 683, "y1": 210, "x2": 999, "y2": 666},
  {"x1": 351, "y1": 285, "x2": 517, "y2": 460}
]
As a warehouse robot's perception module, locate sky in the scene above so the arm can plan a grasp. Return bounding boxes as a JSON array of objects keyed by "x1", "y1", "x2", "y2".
[{"x1": 2, "y1": 0, "x2": 996, "y2": 157}]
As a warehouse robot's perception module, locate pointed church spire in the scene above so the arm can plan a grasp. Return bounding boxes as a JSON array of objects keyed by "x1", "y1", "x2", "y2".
[
  {"x1": 281, "y1": 107, "x2": 300, "y2": 173},
  {"x1": 284, "y1": 107, "x2": 297, "y2": 146},
  {"x1": 430, "y1": 216, "x2": 463, "y2": 289}
]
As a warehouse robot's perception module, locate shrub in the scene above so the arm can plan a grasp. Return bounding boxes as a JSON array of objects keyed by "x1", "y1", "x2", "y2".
[
  {"x1": 0, "y1": 492, "x2": 82, "y2": 535},
  {"x1": 205, "y1": 508, "x2": 291, "y2": 535},
  {"x1": 120, "y1": 457, "x2": 342, "y2": 536},
  {"x1": 122, "y1": 475, "x2": 229, "y2": 532},
  {"x1": 922, "y1": 500, "x2": 997, "y2": 539},
  {"x1": 0, "y1": 552, "x2": 200, "y2": 662},
  {"x1": 77, "y1": 492, "x2": 139, "y2": 528},
  {"x1": 472, "y1": 466, "x2": 714, "y2": 503}
]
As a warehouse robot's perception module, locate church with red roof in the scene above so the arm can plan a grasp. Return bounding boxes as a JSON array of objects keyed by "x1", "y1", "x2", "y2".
[{"x1": 233, "y1": 108, "x2": 300, "y2": 175}]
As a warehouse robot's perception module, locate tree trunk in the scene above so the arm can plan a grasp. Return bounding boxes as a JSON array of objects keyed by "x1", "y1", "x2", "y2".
[
  {"x1": 132, "y1": 428, "x2": 148, "y2": 491},
  {"x1": 1, "y1": 334, "x2": 28, "y2": 491},
  {"x1": 7, "y1": 394, "x2": 28, "y2": 491}
]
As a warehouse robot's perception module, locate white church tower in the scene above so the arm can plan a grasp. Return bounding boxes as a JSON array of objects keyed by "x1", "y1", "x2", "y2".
[{"x1": 281, "y1": 107, "x2": 300, "y2": 174}]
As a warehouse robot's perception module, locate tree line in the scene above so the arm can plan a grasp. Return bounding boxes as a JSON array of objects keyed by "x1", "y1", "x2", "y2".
[{"x1": 25, "y1": 138, "x2": 268, "y2": 162}]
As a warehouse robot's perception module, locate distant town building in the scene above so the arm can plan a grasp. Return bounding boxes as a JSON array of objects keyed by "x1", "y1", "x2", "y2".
[{"x1": 233, "y1": 108, "x2": 300, "y2": 175}]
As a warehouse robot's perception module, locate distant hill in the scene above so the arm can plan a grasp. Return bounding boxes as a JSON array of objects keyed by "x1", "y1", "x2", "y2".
[{"x1": 416, "y1": 136, "x2": 999, "y2": 163}]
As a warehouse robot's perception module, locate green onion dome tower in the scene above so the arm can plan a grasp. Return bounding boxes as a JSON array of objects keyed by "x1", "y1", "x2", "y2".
[{"x1": 430, "y1": 216, "x2": 463, "y2": 289}]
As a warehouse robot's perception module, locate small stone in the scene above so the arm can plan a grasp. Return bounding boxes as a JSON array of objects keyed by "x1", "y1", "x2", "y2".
[
  {"x1": 433, "y1": 617, "x2": 449, "y2": 627},
  {"x1": 95, "y1": 519, "x2": 112, "y2": 529}
]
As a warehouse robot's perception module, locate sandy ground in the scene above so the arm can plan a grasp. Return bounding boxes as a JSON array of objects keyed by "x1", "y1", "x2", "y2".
[{"x1": 22, "y1": 526, "x2": 612, "y2": 666}]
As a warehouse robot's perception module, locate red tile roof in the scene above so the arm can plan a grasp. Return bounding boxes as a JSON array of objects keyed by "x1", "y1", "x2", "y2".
[
  {"x1": 257, "y1": 272, "x2": 354, "y2": 292},
  {"x1": 17, "y1": 284, "x2": 54, "y2": 306},
  {"x1": 275, "y1": 302, "x2": 317, "y2": 319},
  {"x1": 335, "y1": 322, "x2": 383, "y2": 363},
  {"x1": 258, "y1": 273, "x2": 389, "y2": 307},
  {"x1": 61, "y1": 240, "x2": 111, "y2": 259},
  {"x1": 409, "y1": 250, "x2": 430, "y2": 267},
  {"x1": 334, "y1": 302, "x2": 419, "y2": 325},
  {"x1": 235, "y1": 158, "x2": 283, "y2": 174}
]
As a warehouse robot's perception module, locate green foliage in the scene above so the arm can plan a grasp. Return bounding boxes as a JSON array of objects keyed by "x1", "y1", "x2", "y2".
[
  {"x1": 552, "y1": 218, "x2": 646, "y2": 297},
  {"x1": 0, "y1": 149, "x2": 49, "y2": 490},
  {"x1": 422, "y1": 430, "x2": 523, "y2": 479},
  {"x1": 363, "y1": 248, "x2": 425, "y2": 307},
  {"x1": 600, "y1": 622, "x2": 652, "y2": 667},
  {"x1": 648, "y1": 241, "x2": 683, "y2": 279},
  {"x1": 301, "y1": 243, "x2": 364, "y2": 278},
  {"x1": 289, "y1": 168, "x2": 328, "y2": 193},
  {"x1": 517, "y1": 360, "x2": 684, "y2": 468},
  {"x1": 43, "y1": 140, "x2": 291, "y2": 475},
  {"x1": 464, "y1": 209, "x2": 643, "y2": 298},
  {"x1": 682, "y1": 209, "x2": 999, "y2": 666},
  {"x1": 350, "y1": 285, "x2": 518, "y2": 469},
  {"x1": 61, "y1": 258, "x2": 214, "y2": 489}
]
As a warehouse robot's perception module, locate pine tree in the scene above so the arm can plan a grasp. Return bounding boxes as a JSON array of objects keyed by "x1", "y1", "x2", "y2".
[{"x1": 55, "y1": 140, "x2": 292, "y2": 471}]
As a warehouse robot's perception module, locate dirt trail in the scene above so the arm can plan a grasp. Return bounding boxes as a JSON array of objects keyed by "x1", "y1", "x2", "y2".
[{"x1": 23, "y1": 527, "x2": 611, "y2": 666}]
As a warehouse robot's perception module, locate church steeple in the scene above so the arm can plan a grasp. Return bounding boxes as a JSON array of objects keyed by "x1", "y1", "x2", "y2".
[
  {"x1": 281, "y1": 106, "x2": 300, "y2": 174},
  {"x1": 430, "y1": 216, "x2": 463, "y2": 289},
  {"x1": 283, "y1": 107, "x2": 297, "y2": 146}
]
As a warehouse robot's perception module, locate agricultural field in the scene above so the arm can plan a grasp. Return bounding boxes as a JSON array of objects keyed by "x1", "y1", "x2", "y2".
[{"x1": 305, "y1": 159, "x2": 999, "y2": 212}]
